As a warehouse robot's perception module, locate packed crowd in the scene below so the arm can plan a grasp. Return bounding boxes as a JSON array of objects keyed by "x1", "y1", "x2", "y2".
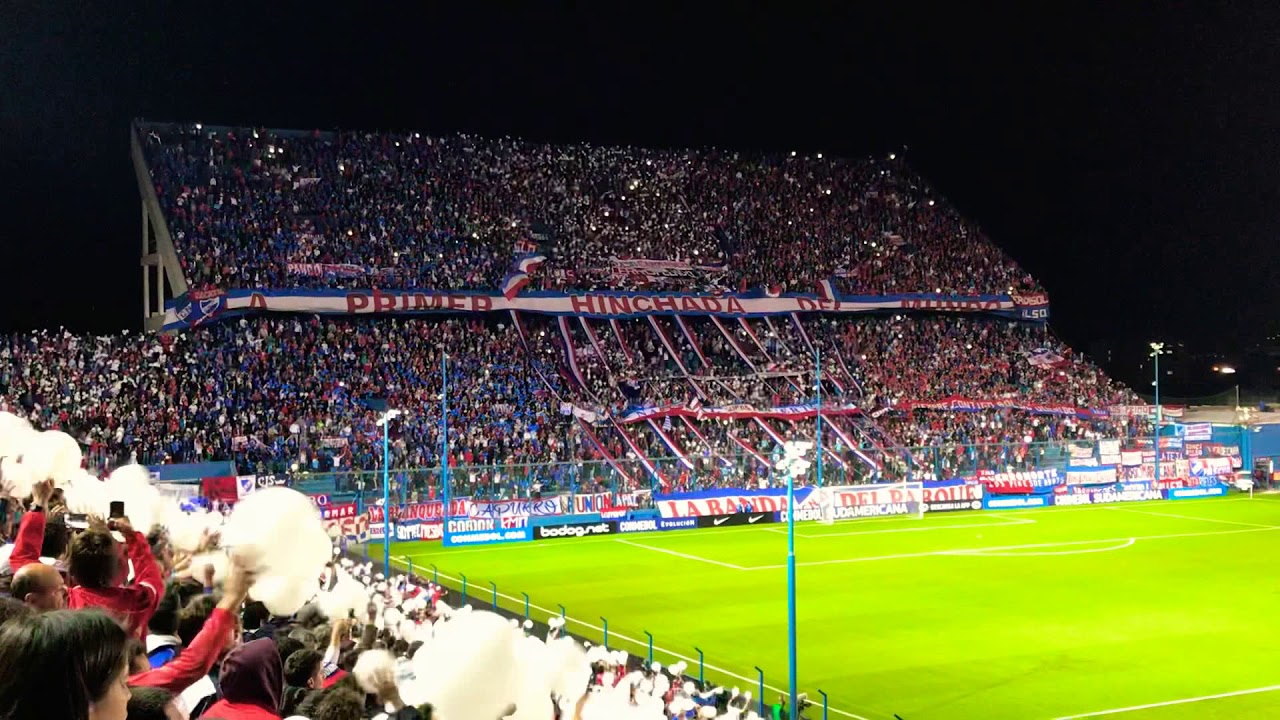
[
  {"x1": 0, "y1": 478, "x2": 780, "y2": 720},
  {"x1": 142, "y1": 123, "x2": 1039, "y2": 296},
  {"x1": 3, "y1": 309, "x2": 1142, "y2": 491}
]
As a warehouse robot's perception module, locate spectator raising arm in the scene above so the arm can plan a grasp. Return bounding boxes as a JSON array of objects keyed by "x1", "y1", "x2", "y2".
[
  {"x1": 7, "y1": 480, "x2": 53, "y2": 573},
  {"x1": 68, "y1": 517, "x2": 165, "y2": 638},
  {"x1": 128, "y1": 556, "x2": 253, "y2": 694}
]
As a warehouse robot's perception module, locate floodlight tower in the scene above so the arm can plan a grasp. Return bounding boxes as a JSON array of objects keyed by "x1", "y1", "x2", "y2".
[
  {"x1": 1150, "y1": 342, "x2": 1165, "y2": 486},
  {"x1": 375, "y1": 408, "x2": 404, "y2": 572}
]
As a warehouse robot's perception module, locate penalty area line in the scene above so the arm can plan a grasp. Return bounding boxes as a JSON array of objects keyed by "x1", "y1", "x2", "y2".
[
  {"x1": 1051, "y1": 683, "x2": 1280, "y2": 718},
  {"x1": 743, "y1": 525, "x2": 1280, "y2": 570},
  {"x1": 614, "y1": 538, "x2": 750, "y2": 570}
]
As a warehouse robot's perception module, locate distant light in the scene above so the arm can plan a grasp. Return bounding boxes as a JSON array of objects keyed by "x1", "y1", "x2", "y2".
[
  {"x1": 816, "y1": 153, "x2": 823, "y2": 159},
  {"x1": 790, "y1": 151, "x2": 797, "y2": 157},
  {"x1": 888, "y1": 153, "x2": 896, "y2": 160},
  {"x1": 195, "y1": 123, "x2": 202, "y2": 130},
  {"x1": 1217, "y1": 365, "x2": 1237, "y2": 375},
  {"x1": 927, "y1": 200, "x2": 935, "y2": 206}
]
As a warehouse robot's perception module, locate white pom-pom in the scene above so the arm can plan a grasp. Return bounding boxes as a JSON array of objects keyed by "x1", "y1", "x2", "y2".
[
  {"x1": 353, "y1": 649, "x2": 396, "y2": 695},
  {"x1": 510, "y1": 634, "x2": 553, "y2": 720},
  {"x1": 0, "y1": 412, "x2": 34, "y2": 459},
  {"x1": 181, "y1": 551, "x2": 229, "y2": 584},
  {"x1": 251, "y1": 574, "x2": 318, "y2": 616},
  {"x1": 546, "y1": 636, "x2": 589, "y2": 699},
  {"x1": 316, "y1": 568, "x2": 370, "y2": 621},
  {"x1": 383, "y1": 607, "x2": 402, "y2": 628},
  {"x1": 64, "y1": 471, "x2": 109, "y2": 516},
  {"x1": 165, "y1": 505, "x2": 223, "y2": 552},
  {"x1": 0, "y1": 456, "x2": 35, "y2": 500},
  {"x1": 105, "y1": 464, "x2": 166, "y2": 532},
  {"x1": 25, "y1": 431, "x2": 82, "y2": 485},
  {"x1": 403, "y1": 610, "x2": 519, "y2": 717},
  {"x1": 223, "y1": 487, "x2": 331, "y2": 616}
]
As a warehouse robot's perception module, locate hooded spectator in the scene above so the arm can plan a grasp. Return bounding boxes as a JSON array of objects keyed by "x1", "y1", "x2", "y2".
[{"x1": 202, "y1": 638, "x2": 284, "y2": 720}]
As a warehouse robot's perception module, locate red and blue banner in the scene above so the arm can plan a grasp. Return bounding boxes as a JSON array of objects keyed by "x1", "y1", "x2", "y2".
[{"x1": 163, "y1": 288, "x2": 1050, "y2": 330}]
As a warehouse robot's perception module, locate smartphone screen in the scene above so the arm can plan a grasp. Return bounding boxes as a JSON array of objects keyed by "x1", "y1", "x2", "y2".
[
  {"x1": 66, "y1": 513, "x2": 89, "y2": 530},
  {"x1": 109, "y1": 501, "x2": 125, "y2": 519}
]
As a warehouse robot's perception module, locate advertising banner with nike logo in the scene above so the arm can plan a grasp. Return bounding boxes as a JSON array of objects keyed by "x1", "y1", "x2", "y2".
[{"x1": 694, "y1": 512, "x2": 778, "y2": 528}]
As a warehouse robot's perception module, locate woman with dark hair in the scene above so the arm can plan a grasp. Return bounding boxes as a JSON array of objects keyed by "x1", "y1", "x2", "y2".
[{"x1": 0, "y1": 609, "x2": 132, "y2": 720}]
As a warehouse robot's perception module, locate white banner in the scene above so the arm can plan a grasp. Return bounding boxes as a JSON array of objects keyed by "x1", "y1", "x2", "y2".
[
  {"x1": 657, "y1": 484, "x2": 922, "y2": 518},
  {"x1": 166, "y1": 288, "x2": 1031, "y2": 329}
]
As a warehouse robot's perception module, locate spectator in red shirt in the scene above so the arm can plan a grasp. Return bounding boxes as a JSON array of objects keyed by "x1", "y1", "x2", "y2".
[{"x1": 67, "y1": 516, "x2": 163, "y2": 639}]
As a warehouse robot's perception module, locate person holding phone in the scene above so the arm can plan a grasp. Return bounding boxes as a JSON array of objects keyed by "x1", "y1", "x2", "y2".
[{"x1": 66, "y1": 500, "x2": 164, "y2": 639}]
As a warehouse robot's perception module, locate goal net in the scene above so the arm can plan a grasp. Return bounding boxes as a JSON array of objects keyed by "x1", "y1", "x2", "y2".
[{"x1": 789, "y1": 482, "x2": 925, "y2": 524}]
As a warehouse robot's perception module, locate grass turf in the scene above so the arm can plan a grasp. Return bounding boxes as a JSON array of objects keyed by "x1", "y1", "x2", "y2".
[{"x1": 384, "y1": 494, "x2": 1280, "y2": 719}]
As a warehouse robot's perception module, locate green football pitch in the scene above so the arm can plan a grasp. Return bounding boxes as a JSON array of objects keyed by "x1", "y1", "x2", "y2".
[{"x1": 384, "y1": 494, "x2": 1280, "y2": 719}]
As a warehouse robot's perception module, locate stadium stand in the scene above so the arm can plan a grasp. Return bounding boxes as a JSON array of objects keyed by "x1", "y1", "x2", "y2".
[
  {"x1": 139, "y1": 123, "x2": 1040, "y2": 295},
  {"x1": 0, "y1": 122, "x2": 1147, "y2": 492}
]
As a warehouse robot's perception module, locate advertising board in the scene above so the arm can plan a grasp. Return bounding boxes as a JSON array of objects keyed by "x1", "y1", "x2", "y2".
[
  {"x1": 983, "y1": 495, "x2": 1051, "y2": 510},
  {"x1": 694, "y1": 513, "x2": 776, "y2": 528},
  {"x1": 1166, "y1": 485, "x2": 1229, "y2": 500},
  {"x1": 442, "y1": 517, "x2": 532, "y2": 546},
  {"x1": 922, "y1": 481, "x2": 984, "y2": 512},
  {"x1": 533, "y1": 522, "x2": 616, "y2": 540}
]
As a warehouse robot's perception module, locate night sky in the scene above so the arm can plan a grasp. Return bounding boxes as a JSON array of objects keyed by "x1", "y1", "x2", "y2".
[{"x1": 2, "y1": 3, "x2": 1277, "y2": 389}]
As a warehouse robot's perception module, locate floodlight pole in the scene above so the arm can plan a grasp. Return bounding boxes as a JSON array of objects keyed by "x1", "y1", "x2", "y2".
[
  {"x1": 441, "y1": 352, "x2": 450, "y2": 539},
  {"x1": 1151, "y1": 343, "x2": 1163, "y2": 487},
  {"x1": 382, "y1": 413, "x2": 391, "y2": 573},
  {"x1": 377, "y1": 407, "x2": 405, "y2": 572}
]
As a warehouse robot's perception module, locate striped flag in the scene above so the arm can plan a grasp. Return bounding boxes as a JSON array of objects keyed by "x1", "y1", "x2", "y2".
[
  {"x1": 500, "y1": 271, "x2": 530, "y2": 299},
  {"x1": 514, "y1": 252, "x2": 548, "y2": 273},
  {"x1": 816, "y1": 278, "x2": 836, "y2": 301}
]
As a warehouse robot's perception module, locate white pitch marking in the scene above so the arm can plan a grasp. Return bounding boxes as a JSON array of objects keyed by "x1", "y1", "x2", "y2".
[
  {"x1": 943, "y1": 537, "x2": 1136, "y2": 557},
  {"x1": 388, "y1": 558, "x2": 875, "y2": 720},
  {"x1": 784, "y1": 515, "x2": 1035, "y2": 538},
  {"x1": 1050, "y1": 683, "x2": 1280, "y2": 718},
  {"x1": 1104, "y1": 505, "x2": 1277, "y2": 528},
  {"x1": 743, "y1": 525, "x2": 1280, "y2": 570},
  {"x1": 614, "y1": 538, "x2": 749, "y2": 570}
]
